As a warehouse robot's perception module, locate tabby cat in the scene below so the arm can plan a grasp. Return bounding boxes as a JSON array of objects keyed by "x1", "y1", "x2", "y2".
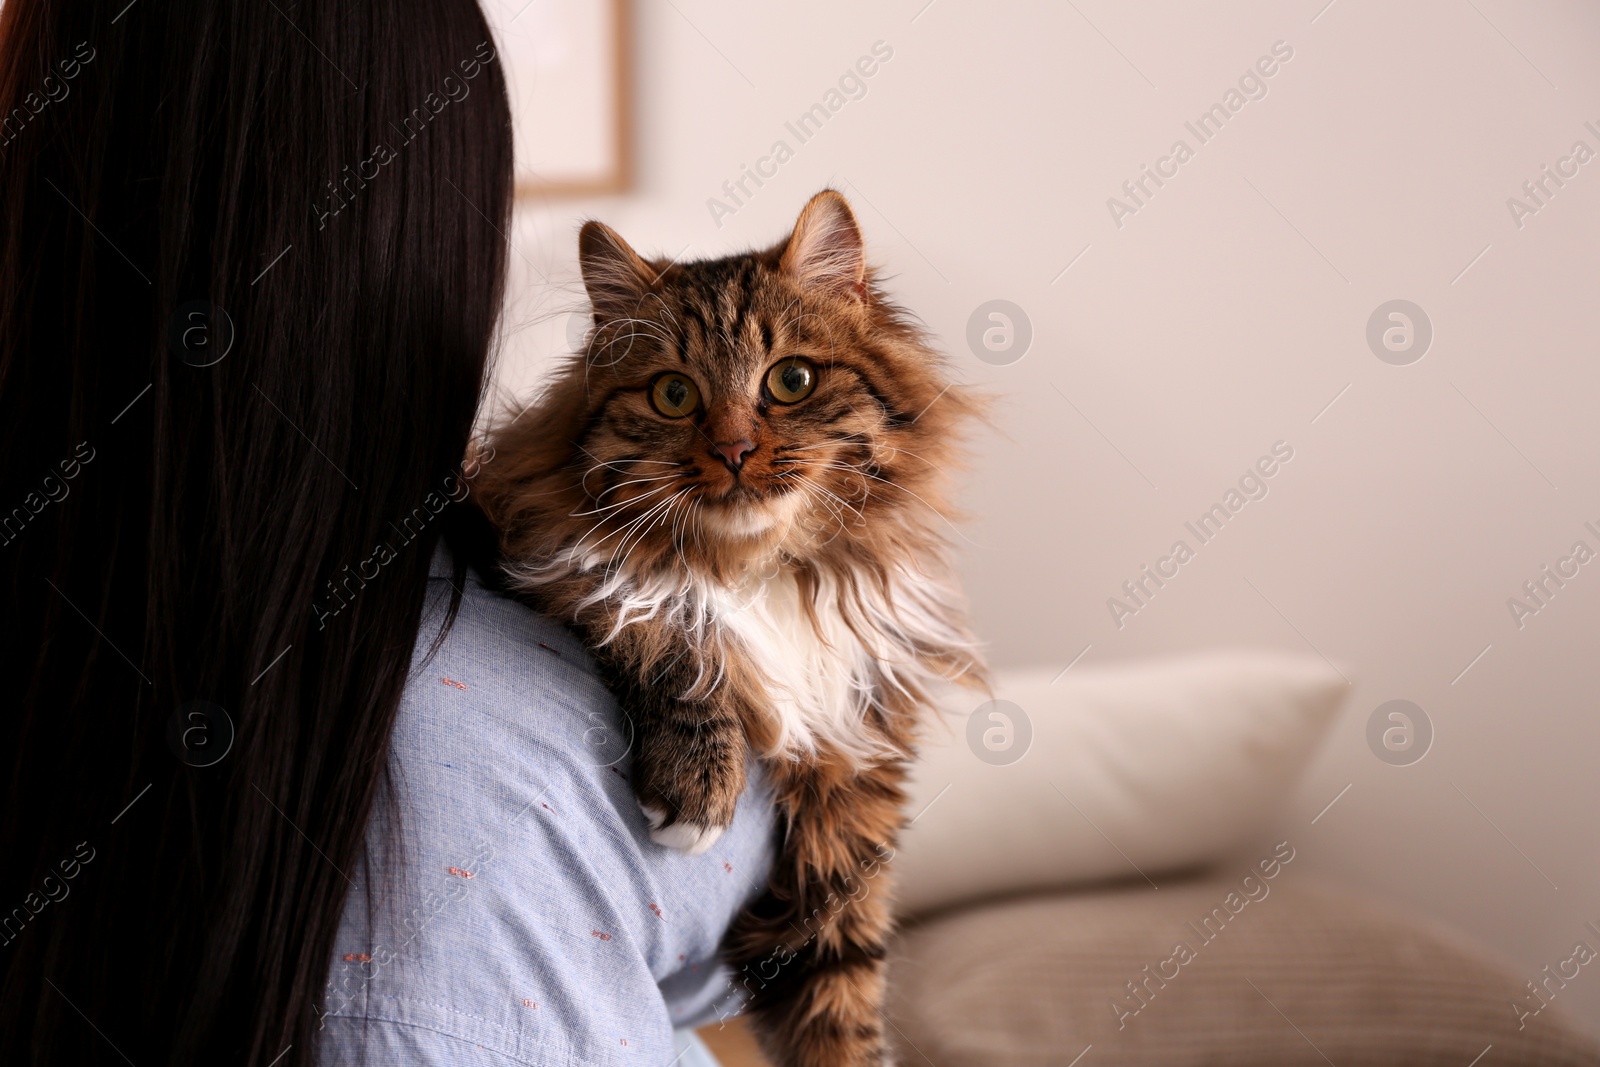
[{"x1": 476, "y1": 190, "x2": 986, "y2": 1067}]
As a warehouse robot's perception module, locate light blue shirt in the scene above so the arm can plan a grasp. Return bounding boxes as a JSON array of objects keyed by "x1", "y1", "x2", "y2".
[{"x1": 316, "y1": 550, "x2": 777, "y2": 1065}]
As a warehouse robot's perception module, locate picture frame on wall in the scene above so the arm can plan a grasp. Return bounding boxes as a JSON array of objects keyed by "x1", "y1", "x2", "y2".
[{"x1": 483, "y1": 0, "x2": 631, "y2": 198}]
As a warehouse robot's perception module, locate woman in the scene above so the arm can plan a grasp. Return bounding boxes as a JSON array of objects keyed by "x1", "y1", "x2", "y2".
[{"x1": 0, "y1": 2, "x2": 769, "y2": 1064}]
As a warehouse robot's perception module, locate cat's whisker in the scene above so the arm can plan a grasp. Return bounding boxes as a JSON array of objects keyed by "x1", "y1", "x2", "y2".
[
  {"x1": 647, "y1": 491, "x2": 692, "y2": 553},
  {"x1": 574, "y1": 497, "x2": 663, "y2": 523},
  {"x1": 569, "y1": 482, "x2": 676, "y2": 536},
  {"x1": 586, "y1": 477, "x2": 678, "y2": 504},
  {"x1": 801, "y1": 460, "x2": 869, "y2": 475},
  {"x1": 584, "y1": 469, "x2": 665, "y2": 498},
  {"x1": 770, "y1": 445, "x2": 873, "y2": 464},
  {"x1": 775, "y1": 433, "x2": 872, "y2": 452},
  {"x1": 645, "y1": 487, "x2": 685, "y2": 547},
  {"x1": 582, "y1": 457, "x2": 681, "y2": 470},
  {"x1": 866, "y1": 474, "x2": 981, "y2": 547},
  {"x1": 651, "y1": 297, "x2": 681, "y2": 331},
  {"x1": 609, "y1": 507, "x2": 659, "y2": 570},
  {"x1": 815, "y1": 486, "x2": 866, "y2": 525},
  {"x1": 594, "y1": 472, "x2": 682, "y2": 499},
  {"x1": 881, "y1": 443, "x2": 947, "y2": 475},
  {"x1": 570, "y1": 491, "x2": 672, "y2": 522},
  {"x1": 610, "y1": 488, "x2": 692, "y2": 571},
  {"x1": 788, "y1": 475, "x2": 853, "y2": 547},
  {"x1": 786, "y1": 468, "x2": 863, "y2": 530},
  {"x1": 582, "y1": 473, "x2": 675, "y2": 502},
  {"x1": 791, "y1": 462, "x2": 876, "y2": 497},
  {"x1": 586, "y1": 318, "x2": 674, "y2": 368},
  {"x1": 673, "y1": 490, "x2": 705, "y2": 551},
  {"x1": 576, "y1": 450, "x2": 684, "y2": 497},
  {"x1": 596, "y1": 313, "x2": 674, "y2": 342},
  {"x1": 575, "y1": 445, "x2": 681, "y2": 471},
  {"x1": 596, "y1": 486, "x2": 690, "y2": 561},
  {"x1": 670, "y1": 492, "x2": 691, "y2": 547}
]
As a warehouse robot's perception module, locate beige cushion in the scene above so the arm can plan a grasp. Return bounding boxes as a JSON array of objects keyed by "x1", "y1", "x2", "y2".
[
  {"x1": 898, "y1": 652, "x2": 1347, "y2": 916},
  {"x1": 886, "y1": 875, "x2": 1600, "y2": 1066}
]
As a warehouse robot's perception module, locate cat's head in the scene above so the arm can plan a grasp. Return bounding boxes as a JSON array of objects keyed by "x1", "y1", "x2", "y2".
[{"x1": 530, "y1": 190, "x2": 973, "y2": 572}]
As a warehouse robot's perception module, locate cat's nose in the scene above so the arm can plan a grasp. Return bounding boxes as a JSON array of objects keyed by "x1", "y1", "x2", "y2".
[{"x1": 711, "y1": 439, "x2": 755, "y2": 470}]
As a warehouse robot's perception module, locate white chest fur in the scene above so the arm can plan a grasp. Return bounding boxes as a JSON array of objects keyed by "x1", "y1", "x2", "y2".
[
  {"x1": 709, "y1": 567, "x2": 936, "y2": 765},
  {"x1": 564, "y1": 550, "x2": 972, "y2": 766}
]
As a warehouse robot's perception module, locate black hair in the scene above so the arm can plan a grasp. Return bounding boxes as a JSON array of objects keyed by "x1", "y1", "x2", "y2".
[{"x1": 0, "y1": 1, "x2": 512, "y2": 1063}]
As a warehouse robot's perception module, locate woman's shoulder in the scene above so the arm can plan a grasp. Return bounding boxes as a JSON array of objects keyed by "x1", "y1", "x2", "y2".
[
  {"x1": 389, "y1": 552, "x2": 648, "y2": 847},
  {"x1": 411, "y1": 550, "x2": 615, "y2": 738},
  {"x1": 317, "y1": 547, "x2": 777, "y2": 1065}
]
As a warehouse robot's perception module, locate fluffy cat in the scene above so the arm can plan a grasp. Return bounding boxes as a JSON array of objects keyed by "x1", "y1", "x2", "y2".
[{"x1": 475, "y1": 190, "x2": 985, "y2": 1067}]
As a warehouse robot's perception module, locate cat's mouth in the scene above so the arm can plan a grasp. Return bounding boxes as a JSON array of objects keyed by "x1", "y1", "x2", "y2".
[
  {"x1": 713, "y1": 480, "x2": 764, "y2": 502},
  {"x1": 702, "y1": 461, "x2": 792, "y2": 502},
  {"x1": 696, "y1": 479, "x2": 800, "y2": 540}
]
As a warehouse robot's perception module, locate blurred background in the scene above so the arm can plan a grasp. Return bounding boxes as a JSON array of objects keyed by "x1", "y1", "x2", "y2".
[{"x1": 487, "y1": 0, "x2": 1600, "y2": 1038}]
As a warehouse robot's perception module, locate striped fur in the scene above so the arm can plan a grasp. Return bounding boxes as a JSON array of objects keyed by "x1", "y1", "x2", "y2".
[{"x1": 476, "y1": 190, "x2": 986, "y2": 1066}]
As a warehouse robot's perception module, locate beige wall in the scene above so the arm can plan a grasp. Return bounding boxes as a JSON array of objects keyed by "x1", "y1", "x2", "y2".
[{"x1": 497, "y1": 0, "x2": 1600, "y2": 1034}]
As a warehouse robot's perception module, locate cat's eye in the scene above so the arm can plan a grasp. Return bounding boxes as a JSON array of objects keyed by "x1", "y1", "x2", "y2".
[
  {"x1": 649, "y1": 372, "x2": 701, "y2": 418},
  {"x1": 765, "y1": 358, "x2": 817, "y2": 405}
]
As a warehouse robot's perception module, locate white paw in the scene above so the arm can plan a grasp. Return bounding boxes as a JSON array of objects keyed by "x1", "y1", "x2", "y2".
[
  {"x1": 650, "y1": 821, "x2": 724, "y2": 855},
  {"x1": 638, "y1": 802, "x2": 724, "y2": 854}
]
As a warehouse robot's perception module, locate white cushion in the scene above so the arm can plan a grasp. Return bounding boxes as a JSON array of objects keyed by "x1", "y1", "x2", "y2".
[{"x1": 894, "y1": 651, "x2": 1347, "y2": 916}]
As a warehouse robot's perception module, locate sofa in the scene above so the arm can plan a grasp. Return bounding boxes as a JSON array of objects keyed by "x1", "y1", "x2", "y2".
[{"x1": 698, "y1": 653, "x2": 1600, "y2": 1066}]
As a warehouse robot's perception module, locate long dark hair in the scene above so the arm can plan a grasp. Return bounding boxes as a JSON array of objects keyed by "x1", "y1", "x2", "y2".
[{"x1": 0, "y1": 1, "x2": 512, "y2": 1063}]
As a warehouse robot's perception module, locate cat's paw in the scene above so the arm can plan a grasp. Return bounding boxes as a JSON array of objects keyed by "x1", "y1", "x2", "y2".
[
  {"x1": 627, "y1": 710, "x2": 745, "y2": 854},
  {"x1": 632, "y1": 746, "x2": 742, "y2": 854},
  {"x1": 638, "y1": 800, "x2": 728, "y2": 855}
]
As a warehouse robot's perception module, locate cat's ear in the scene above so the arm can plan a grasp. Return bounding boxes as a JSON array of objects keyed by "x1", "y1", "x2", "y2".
[
  {"x1": 579, "y1": 221, "x2": 659, "y2": 321},
  {"x1": 781, "y1": 190, "x2": 866, "y2": 301}
]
